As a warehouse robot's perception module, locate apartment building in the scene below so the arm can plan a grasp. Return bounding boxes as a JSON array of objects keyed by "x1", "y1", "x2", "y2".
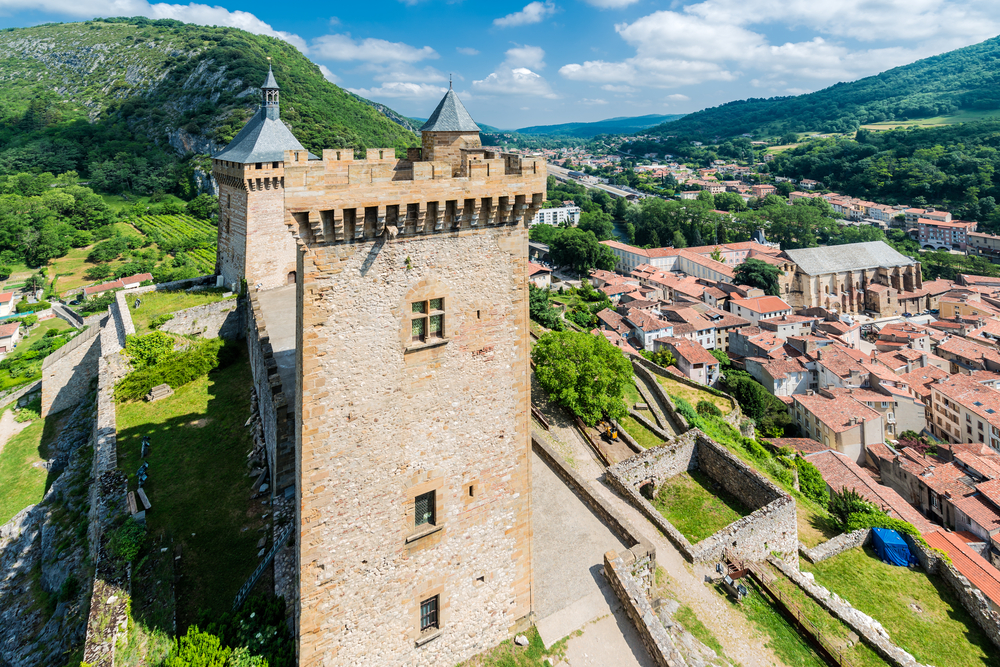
[
  {"x1": 531, "y1": 204, "x2": 581, "y2": 227},
  {"x1": 791, "y1": 389, "x2": 885, "y2": 463},
  {"x1": 913, "y1": 218, "x2": 976, "y2": 251},
  {"x1": 929, "y1": 372, "x2": 1000, "y2": 450}
]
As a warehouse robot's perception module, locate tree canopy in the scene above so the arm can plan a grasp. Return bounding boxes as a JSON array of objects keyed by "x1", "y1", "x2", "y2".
[
  {"x1": 733, "y1": 258, "x2": 784, "y2": 296},
  {"x1": 531, "y1": 331, "x2": 633, "y2": 425}
]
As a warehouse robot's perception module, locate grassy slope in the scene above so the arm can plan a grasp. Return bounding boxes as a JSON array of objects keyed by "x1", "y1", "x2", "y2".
[
  {"x1": 116, "y1": 353, "x2": 265, "y2": 629},
  {"x1": 130, "y1": 290, "x2": 235, "y2": 334},
  {"x1": 653, "y1": 469, "x2": 749, "y2": 543},
  {"x1": 802, "y1": 546, "x2": 1000, "y2": 667},
  {"x1": 0, "y1": 406, "x2": 65, "y2": 524},
  {"x1": 656, "y1": 374, "x2": 731, "y2": 413},
  {"x1": 619, "y1": 413, "x2": 664, "y2": 449},
  {"x1": 644, "y1": 35, "x2": 1000, "y2": 138},
  {"x1": 0, "y1": 19, "x2": 416, "y2": 165}
]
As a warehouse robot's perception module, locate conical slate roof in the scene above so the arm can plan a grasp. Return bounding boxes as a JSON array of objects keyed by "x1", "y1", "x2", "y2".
[
  {"x1": 262, "y1": 66, "x2": 279, "y2": 89},
  {"x1": 421, "y1": 89, "x2": 480, "y2": 132},
  {"x1": 214, "y1": 110, "x2": 315, "y2": 163}
]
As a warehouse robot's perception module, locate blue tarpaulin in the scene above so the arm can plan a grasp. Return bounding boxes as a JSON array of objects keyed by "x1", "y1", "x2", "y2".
[{"x1": 871, "y1": 527, "x2": 916, "y2": 567}]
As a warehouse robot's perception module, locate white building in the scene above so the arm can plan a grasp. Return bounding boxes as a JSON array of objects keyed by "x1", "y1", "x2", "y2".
[{"x1": 531, "y1": 205, "x2": 581, "y2": 227}]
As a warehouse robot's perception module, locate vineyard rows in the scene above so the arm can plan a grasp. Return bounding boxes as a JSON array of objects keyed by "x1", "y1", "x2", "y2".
[{"x1": 132, "y1": 214, "x2": 217, "y2": 273}]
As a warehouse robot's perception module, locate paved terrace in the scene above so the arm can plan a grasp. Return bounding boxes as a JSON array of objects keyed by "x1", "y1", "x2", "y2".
[{"x1": 256, "y1": 284, "x2": 297, "y2": 409}]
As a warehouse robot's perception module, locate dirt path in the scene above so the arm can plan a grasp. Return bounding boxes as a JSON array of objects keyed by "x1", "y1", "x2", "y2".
[
  {"x1": 0, "y1": 408, "x2": 29, "y2": 458},
  {"x1": 533, "y1": 381, "x2": 788, "y2": 667}
]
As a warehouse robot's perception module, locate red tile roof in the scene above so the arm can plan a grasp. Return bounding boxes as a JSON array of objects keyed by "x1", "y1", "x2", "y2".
[
  {"x1": 923, "y1": 529, "x2": 1000, "y2": 608},
  {"x1": 0, "y1": 322, "x2": 19, "y2": 338},
  {"x1": 0, "y1": 291, "x2": 13, "y2": 304},
  {"x1": 528, "y1": 262, "x2": 551, "y2": 276},
  {"x1": 731, "y1": 295, "x2": 793, "y2": 314},
  {"x1": 655, "y1": 336, "x2": 718, "y2": 367},
  {"x1": 952, "y1": 494, "x2": 1000, "y2": 532},
  {"x1": 792, "y1": 391, "x2": 881, "y2": 434},
  {"x1": 806, "y1": 449, "x2": 935, "y2": 532}
]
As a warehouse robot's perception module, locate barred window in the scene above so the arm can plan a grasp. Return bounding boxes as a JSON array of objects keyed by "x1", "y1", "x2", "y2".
[
  {"x1": 410, "y1": 298, "x2": 445, "y2": 344},
  {"x1": 420, "y1": 596, "x2": 439, "y2": 633},
  {"x1": 415, "y1": 490, "x2": 435, "y2": 527}
]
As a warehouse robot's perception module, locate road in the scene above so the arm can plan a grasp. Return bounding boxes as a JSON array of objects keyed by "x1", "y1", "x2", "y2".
[{"x1": 547, "y1": 163, "x2": 642, "y2": 200}]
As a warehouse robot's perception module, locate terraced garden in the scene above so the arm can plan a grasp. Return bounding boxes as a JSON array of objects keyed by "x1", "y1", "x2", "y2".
[{"x1": 132, "y1": 214, "x2": 217, "y2": 275}]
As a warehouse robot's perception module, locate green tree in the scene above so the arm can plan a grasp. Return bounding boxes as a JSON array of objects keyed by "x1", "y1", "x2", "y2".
[
  {"x1": 528, "y1": 284, "x2": 564, "y2": 331},
  {"x1": 186, "y1": 193, "x2": 219, "y2": 220},
  {"x1": 641, "y1": 348, "x2": 676, "y2": 368},
  {"x1": 532, "y1": 331, "x2": 632, "y2": 425},
  {"x1": 713, "y1": 191, "x2": 747, "y2": 212},
  {"x1": 163, "y1": 626, "x2": 232, "y2": 667},
  {"x1": 548, "y1": 228, "x2": 616, "y2": 275},
  {"x1": 671, "y1": 229, "x2": 687, "y2": 249},
  {"x1": 779, "y1": 132, "x2": 799, "y2": 144},
  {"x1": 577, "y1": 209, "x2": 615, "y2": 241},
  {"x1": 733, "y1": 258, "x2": 784, "y2": 296}
]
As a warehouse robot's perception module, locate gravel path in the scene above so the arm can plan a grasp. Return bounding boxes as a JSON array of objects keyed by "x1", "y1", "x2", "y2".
[
  {"x1": 532, "y1": 371, "x2": 788, "y2": 667},
  {"x1": 0, "y1": 409, "x2": 29, "y2": 459}
]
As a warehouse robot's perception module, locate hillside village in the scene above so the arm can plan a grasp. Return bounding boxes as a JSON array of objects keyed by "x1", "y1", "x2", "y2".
[{"x1": 1, "y1": 16, "x2": 1000, "y2": 667}]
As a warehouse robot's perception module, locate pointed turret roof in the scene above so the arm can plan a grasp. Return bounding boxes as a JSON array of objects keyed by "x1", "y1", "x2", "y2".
[
  {"x1": 262, "y1": 65, "x2": 279, "y2": 90},
  {"x1": 421, "y1": 89, "x2": 480, "y2": 132}
]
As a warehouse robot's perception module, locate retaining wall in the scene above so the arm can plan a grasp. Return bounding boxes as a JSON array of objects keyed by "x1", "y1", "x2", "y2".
[
  {"x1": 604, "y1": 550, "x2": 682, "y2": 667},
  {"x1": 627, "y1": 408, "x2": 673, "y2": 444},
  {"x1": 800, "y1": 529, "x2": 871, "y2": 564},
  {"x1": 631, "y1": 355, "x2": 743, "y2": 427},
  {"x1": 158, "y1": 298, "x2": 243, "y2": 340},
  {"x1": 41, "y1": 324, "x2": 101, "y2": 417},
  {"x1": 606, "y1": 430, "x2": 798, "y2": 563},
  {"x1": 247, "y1": 290, "x2": 294, "y2": 492},
  {"x1": 0, "y1": 379, "x2": 41, "y2": 410}
]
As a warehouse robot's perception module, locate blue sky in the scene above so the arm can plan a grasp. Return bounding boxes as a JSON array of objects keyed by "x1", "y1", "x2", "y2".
[{"x1": 0, "y1": 0, "x2": 997, "y2": 128}]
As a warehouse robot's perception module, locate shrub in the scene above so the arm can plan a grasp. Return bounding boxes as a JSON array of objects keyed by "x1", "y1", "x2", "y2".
[
  {"x1": 15, "y1": 300, "x2": 51, "y2": 313},
  {"x1": 150, "y1": 313, "x2": 175, "y2": 329},
  {"x1": 14, "y1": 397, "x2": 40, "y2": 423},
  {"x1": 114, "y1": 338, "x2": 231, "y2": 402},
  {"x1": 197, "y1": 594, "x2": 292, "y2": 667},
  {"x1": 696, "y1": 399, "x2": 722, "y2": 418},
  {"x1": 828, "y1": 487, "x2": 872, "y2": 528},
  {"x1": 84, "y1": 264, "x2": 113, "y2": 281},
  {"x1": 108, "y1": 518, "x2": 146, "y2": 562},
  {"x1": 124, "y1": 331, "x2": 175, "y2": 369},
  {"x1": 795, "y1": 457, "x2": 828, "y2": 505},
  {"x1": 0, "y1": 265, "x2": 11, "y2": 280},
  {"x1": 163, "y1": 626, "x2": 232, "y2": 667}
]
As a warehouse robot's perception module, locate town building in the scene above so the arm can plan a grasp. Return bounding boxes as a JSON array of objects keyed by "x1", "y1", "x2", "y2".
[
  {"x1": 0, "y1": 322, "x2": 20, "y2": 354},
  {"x1": 790, "y1": 390, "x2": 884, "y2": 462},
  {"x1": 214, "y1": 75, "x2": 543, "y2": 665},
  {"x1": 528, "y1": 263, "x2": 551, "y2": 288},
  {"x1": 913, "y1": 217, "x2": 976, "y2": 251},
  {"x1": 730, "y1": 295, "x2": 793, "y2": 326},
  {"x1": 653, "y1": 336, "x2": 720, "y2": 385},
  {"x1": 0, "y1": 291, "x2": 15, "y2": 317},
  {"x1": 929, "y1": 372, "x2": 1000, "y2": 449},
  {"x1": 530, "y1": 204, "x2": 581, "y2": 227}
]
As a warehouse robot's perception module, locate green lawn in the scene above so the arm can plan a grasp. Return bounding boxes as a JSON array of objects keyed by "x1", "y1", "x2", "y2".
[
  {"x1": 735, "y1": 579, "x2": 826, "y2": 667},
  {"x1": 7, "y1": 319, "x2": 74, "y2": 361},
  {"x1": 622, "y1": 380, "x2": 642, "y2": 410},
  {"x1": 860, "y1": 108, "x2": 1000, "y2": 130},
  {"x1": 0, "y1": 407, "x2": 65, "y2": 524},
  {"x1": 619, "y1": 413, "x2": 665, "y2": 449},
  {"x1": 797, "y1": 503, "x2": 840, "y2": 549},
  {"x1": 802, "y1": 546, "x2": 1000, "y2": 667},
  {"x1": 653, "y1": 469, "x2": 750, "y2": 543},
  {"x1": 130, "y1": 289, "x2": 235, "y2": 334},
  {"x1": 459, "y1": 627, "x2": 569, "y2": 667},
  {"x1": 116, "y1": 352, "x2": 264, "y2": 629},
  {"x1": 764, "y1": 562, "x2": 890, "y2": 667},
  {"x1": 655, "y1": 374, "x2": 731, "y2": 414}
]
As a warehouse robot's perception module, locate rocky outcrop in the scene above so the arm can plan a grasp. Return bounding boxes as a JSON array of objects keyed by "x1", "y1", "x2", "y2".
[{"x1": 0, "y1": 397, "x2": 95, "y2": 667}]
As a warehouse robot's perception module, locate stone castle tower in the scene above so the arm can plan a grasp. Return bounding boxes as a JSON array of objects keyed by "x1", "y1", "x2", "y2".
[
  {"x1": 213, "y1": 66, "x2": 315, "y2": 291},
  {"x1": 214, "y1": 78, "x2": 546, "y2": 665}
]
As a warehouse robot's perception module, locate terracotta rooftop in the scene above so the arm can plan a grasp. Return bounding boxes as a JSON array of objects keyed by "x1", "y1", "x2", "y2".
[
  {"x1": 655, "y1": 336, "x2": 718, "y2": 367},
  {"x1": 763, "y1": 438, "x2": 828, "y2": 455},
  {"x1": 952, "y1": 494, "x2": 1000, "y2": 532},
  {"x1": 806, "y1": 449, "x2": 935, "y2": 532},
  {"x1": 923, "y1": 529, "x2": 1000, "y2": 609},
  {"x1": 731, "y1": 295, "x2": 793, "y2": 314},
  {"x1": 0, "y1": 322, "x2": 19, "y2": 338},
  {"x1": 792, "y1": 391, "x2": 881, "y2": 434},
  {"x1": 528, "y1": 262, "x2": 551, "y2": 276},
  {"x1": 933, "y1": 373, "x2": 1000, "y2": 430},
  {"x1": 897, "y1": 366, "x2": 951, "y2": 401}
]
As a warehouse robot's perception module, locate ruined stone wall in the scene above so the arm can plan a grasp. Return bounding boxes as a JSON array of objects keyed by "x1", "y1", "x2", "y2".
[
  {"x1": 606, "y1": 431, "x2": 797, "y2": 563},
  {"x1": 295, "y1": 226, "x2": 533, "y2": 667},
  {"x1": 159, "y1": 297, "x2": 243, "y2": 340},
  {"x1": 604, "y1": 550, "x2": 683, "y2": 667},
  {"x1": 801, "y1": 529, "x2": 871, "y2": 564},
  {"x1": 246, "y1": 292, "x2": 294, "y2": 492},
  {"x1": 41, "y1": 323, "x2": 101, "y2": 417}
]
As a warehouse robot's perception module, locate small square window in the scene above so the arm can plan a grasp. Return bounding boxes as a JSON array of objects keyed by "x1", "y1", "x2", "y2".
[
  {"x1": 412, "y1": 318, "x2": 426, "y2": 343},
  {"x1": 412, "y1": 301, "x2": 426, "y2": 314},
  {"x1": 420, "y1": 596, "x2": 439, "y2": 633},
  {"x1": 415, "y1": 490, "x2": 435, "y2": 527},
  {"x1": 430, "y1": 298, "x2": 443, "y2": 312}
]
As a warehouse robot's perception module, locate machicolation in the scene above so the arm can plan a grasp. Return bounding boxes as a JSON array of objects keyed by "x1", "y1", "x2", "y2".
[{"x1": 606, "y1": 429, "x2": 798, "y2": 563}]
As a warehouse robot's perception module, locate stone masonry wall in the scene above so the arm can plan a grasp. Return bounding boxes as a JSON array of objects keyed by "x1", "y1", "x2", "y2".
[
  {"x1": 246, "y1": 183, "x2": 297, "y2": 291},
  {"x1": 295, "y1": 226, "x2": 533, "y2": 667},
  {"x1": 606, "y1": 430, "x2": 797, "y2": 563},
  {"x1": 604, "y1": 550, "x2": 681, "y2": 667},
  {"x1": 159, "y1": 297, "x2": 243, "y2": 340},
  {"x1": 800, "y1": 529, "x2": 871, "y2": 564},
  {"x1": 41, "y1": 323, "x2": 101, "y2": 417},
  {"x1": 246, "y1": 291, "x2": 294, "y2": 491},
  {"x1": 218, "y1": 181, "x2": 247, "y2": 290}
]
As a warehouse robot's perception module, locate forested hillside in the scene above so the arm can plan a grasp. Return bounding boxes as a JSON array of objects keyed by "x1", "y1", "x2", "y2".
[
  {"x1": 642, "y1": 35, "x2": 1000, "y2": 138},
  {"x1": 770, "y1": 121, "x2": 1000, "y2": 228},
  {"x1": 0, "y1": 17, "x2": 416, "y2": 198},
  {"x1": 516, "y1": 114, "x2": 685, "y2": 138}
]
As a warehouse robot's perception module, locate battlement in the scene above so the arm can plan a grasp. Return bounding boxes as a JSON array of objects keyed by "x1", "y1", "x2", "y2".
[{"x1": 281, "y1": 147, "x2": 546, "y2": 248}]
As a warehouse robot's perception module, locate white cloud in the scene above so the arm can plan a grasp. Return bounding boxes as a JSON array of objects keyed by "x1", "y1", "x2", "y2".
[
  {"x1": 601, "y1": 84, "x2": 637, "y2": 93},
  {"x1": 666, "y1": 94, "x2": 689, "y2": 101},
  {"x1": 581, "y1": 0, "x2": 640, "y2": 7},
  {"x1": 312, "y1": 34, "x2": 438, "y2": 63},
  {"x1": 0, "y1": 0, "x2": 310, "y2": 52},
  {"x1": 493, "y1": 1, "x2": 556, "y2": 28},
  {"x1": 581, "y1": 98, "x2": 608, "y2": 105},
  {"x1": 504, "y1": 45, "x2": 546, "y2": 70},
  {"x1": 456, "y1": 47, "x2": 480, "y2": 56},
  {"x1": 328, "y1": 16, "x2": 340, "y2": 26},
  {"x1": 349, "y1": 82, "x2": 448, "y2": 99},
  {"x1": 473, "y1": 67, "x2": 557, "y2": 98},
  {"x1": 319, "y1": 65, "x2": 340, "y2": 83}
]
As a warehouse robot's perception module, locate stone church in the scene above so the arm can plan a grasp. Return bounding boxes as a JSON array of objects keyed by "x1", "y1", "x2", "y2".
[{"x1": 212, "y1": 69, "x2": 546, "y2": 665}]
